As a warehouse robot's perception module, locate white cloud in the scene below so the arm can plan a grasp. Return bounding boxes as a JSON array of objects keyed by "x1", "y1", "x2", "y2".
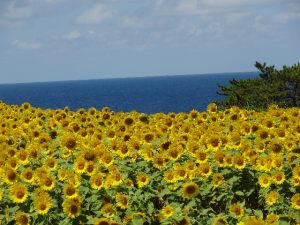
[
  {"x1": 88, "y1": 30, "x2": 96, "y2": 34},
  {"x1": 75, "y1": 4, "x2": 116, "y2": 25},
  {"x1": 63, "y1": 30, "x2": 80, "y2": 39},
  {"x1": 0, "y1": 20, "x2": 26, "y2": 28},
  {"x1": 12, "y1": 40, "x2": 43, "y2": 50},
  {"x1": 2, "y1": 1, "x2": 32, "y2": 19},
  {"x1": 118, "y1": 17, "x2": 153, "y2": 28},
  {"x1": 273, "y1": 12, "x2": 300, "y2": 23}
]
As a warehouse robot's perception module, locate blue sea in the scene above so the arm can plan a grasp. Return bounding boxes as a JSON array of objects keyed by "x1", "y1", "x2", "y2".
[{"x1": 0, "y1": 72, "x2": 260, "y2": 114}]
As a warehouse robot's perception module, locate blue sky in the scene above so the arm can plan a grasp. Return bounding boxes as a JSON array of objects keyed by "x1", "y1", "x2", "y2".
[{"x1": 1, "y1": 0, "x2": 299, "y2": 84}]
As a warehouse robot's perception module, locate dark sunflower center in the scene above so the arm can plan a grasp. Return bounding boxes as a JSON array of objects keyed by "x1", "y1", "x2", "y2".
[
  {"x1": 70, "y1": 205, "x2": 78, "y2": 214},
  {"x1": 186, "y1": 185, "x2": 196, "y2": 194},
  {"x1": 16, "y1": 190, "x2": 25, "y2": 199}
]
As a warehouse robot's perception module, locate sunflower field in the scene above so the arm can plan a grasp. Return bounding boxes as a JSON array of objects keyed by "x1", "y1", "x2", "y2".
[{"x1": 0, "y1": 101, "x2": 300, "y2": 225}]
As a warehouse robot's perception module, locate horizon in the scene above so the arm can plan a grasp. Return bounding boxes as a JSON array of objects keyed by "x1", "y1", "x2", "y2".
[{"x1": 0, "y1": 70, "x2": 260, "y2": 85}]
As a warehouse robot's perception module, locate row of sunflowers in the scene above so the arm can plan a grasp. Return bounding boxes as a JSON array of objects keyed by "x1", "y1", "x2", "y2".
[{"x1": 0, "y1": 100, "x2": 300, "y2": 225}]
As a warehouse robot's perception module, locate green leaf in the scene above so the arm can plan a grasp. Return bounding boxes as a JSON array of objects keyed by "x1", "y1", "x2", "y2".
[
  {"x1": 235, "y1": 191, "x2": 244, "y2": 196},
  {"x1": 158, "y1": 188, "x2": 171, "y2": 198},
  {"x1": 87, "y1": 217, "x2": 100, "y2": 224},
  {"x1": 5, "y1": 206, "x2": 19, "y2": 213},
  {"x1": 150, "y1": 139, "x2": 161, "y2": 146},
  {"x1": 291, "y1": 159, "x2": 300, "y2": 164},
  {"x1": 293, "y1": 211, "x2": 300, "y2": 220},
  {"x1": 185, "y1": 199, "x2": 196, "y2": 210},
  {"x1": 274, "y1": 217, "x2": 291, "y2": 225},
  {"x1": 58, "y1": 217, "x2": 71, "y2": 225},
  {"x1": 229, "y1": 213, "x2": 236, "y2": 218},
  {"x1": 130, "y1": 214, "x2": 144, "y2": 225},
  {"x1": 148, "y1": 202, "x2": 155, "y2": 214},
  {"x1": 254, "y1": 209, "x2": 263, "y2": 218},
  {"x1": 201, "y1": 208, "x2": 211, "y2": 214}
]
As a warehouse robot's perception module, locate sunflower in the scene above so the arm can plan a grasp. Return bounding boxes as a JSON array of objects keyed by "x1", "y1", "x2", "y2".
[
  {"x1": 273, "y1": 156, "x2": 283, "y2": 169},
  {"x1": 123, "y1": 178, "x2": 134, "y2": 187},
  {"x1": 74, "y1": 159, "x2": 87, "y2": 173},
  {"x1": 184, "y1": 160, "x2": 196, "y2": 172},
  {"x1": 224, "y1": 155, "x2": 233, "y2": 167},
  {"x1": 257, "y1": 128, "x2": 269, "y2": 140},
  {"x1": 239, "y1": 216, "x2": 264, "y2": 225},
  {"x1": 207, "y1": 103, "x2": 217, "y2": 114},
  {"x1": 233, "y1": 154, "x2": 246, "y2": 170},
  {"x1": 229, "y1": 203, "x2": 244, "y2": 219},
  {"x1": 17, "y1": 149, "x2": 30, "y2": 165},
  {"x1": 291, "y1": 176, "x2": 300, "y2": 186},
  {"x1": 167, "y1": 146, "x2": 182, "y2": 161},
  {"x1": 213, "y1": 150, "x2": 226, "y2": 167},
  {"x1": 136, "y1": 172, "x2": 149, "y2": 188},
  {"x1": 34, "y1": 194, "x2": 52, "y2": 214},
  {"x1": 266, "y1": 213, "x2": 279, "y2": 224},
  {"x1": 86, "y1": 162, "x2": 96, "y2": 175},
  {"x1": 21, "y1": 168, "x2": 34, "y2": 184},
  {"x1": 4, "y1": 167, "x2": 19, "y2": 184},
  {"x1": 63, "y1": 184, "x2": 78, "y2": 199},
  {"x1": 198, "y1": 163, "x2": 212, "y2": 179},
  {"x1": 291, "y1": 193, "x2": 300, "y2": 209},
  {"x1": 89, "y1": 174, "x2": 104, "y2": 190},
  {"x1": 195, "y1": 150, "x2": 209, "y2": 164},
  {"x1": 93, "y1": 218, "x2": 110, "y2": 225},
  {"x1": 207, "y1": 133, "x2": 222, "y2": 150},
  {"x1": 152, "y1": 153, "x2": 166, "y2": 169},
  {"x1": 164, "y1": 170, "x2": 177, "y2": 183},
  {"x1": 9, "y1": 183, "x2": 28, "y2": 203},
  {"x1": 265, "y1": 190, "x2": 278, "y2": 205},
  {"x1": 101, "y1": 203, "x2": 116, "y2": 217},
  {"x1": 100, "y1": 153, "x2": 114, "y2": 168},
  {"x1": 293, "y1": 166, "x2": 300, "y2": 178},
  {"x1": 272, "y1": 170, "x2": 285, "y2": 185},
  {"x1": 123, "y1": 116, "x2": 135, "y2": 127},
  {"x1": 117, "y1": 143, "x2": 130, "y2": 158},
  {"x1": 268, "y1": 140, "x2": 284, "y2": 155},
  {"x1": 101, "y1": 196, "x2": 111, "y2": 205},
  {"x1": 44, "y1": 157, "x2": 57, "y2": 171},
  {"x1": 213, "y1": 217, "x2": 228, "y2": 225},
  {"x1": 63, "y1": 199, "x2": 81, "y2": 218},
  {"x1": 258, "y1": 174, "x2": 271, "y2": 188},
  {"x1": 61, "y1": 132, "x2": 77, "y2": 151},
  {"x1": 39, "y1": 174, "x2": 55, "y2": 191},
  {"x1": 161, "y1": 205, "x2": 174, "y2": 218},
  {"x1": 116, "y1": 193, "x2": 129, "y2": 209},
  {"x1": 181, "y1": 182, "x2": 199, "y2": 198},
  {"x1": 57, "y1": 168, "x2": 67, "y2": 181},
  {"x1": 110, "y1": 171, "x2": 123, "y2": 186},
  {"x1": 174, "y1": 216, "x2": 190, "y2": 225},
  {"x1": 15, "y1": 211, "x2": 31, "y2": 225}
]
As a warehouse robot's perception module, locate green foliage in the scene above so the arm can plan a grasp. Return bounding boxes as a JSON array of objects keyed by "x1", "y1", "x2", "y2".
[{"x1": 214, "y1": 61, "x2": 300, "y2": 111}]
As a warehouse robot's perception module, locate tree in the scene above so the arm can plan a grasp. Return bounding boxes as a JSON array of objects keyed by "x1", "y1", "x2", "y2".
[{"x1": 214, "y1": 61, "x2": 300, "y2": 111}]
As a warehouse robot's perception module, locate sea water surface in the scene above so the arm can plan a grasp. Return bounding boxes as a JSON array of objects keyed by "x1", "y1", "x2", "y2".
[{"x1": 0, "y1": 72, "x2": 260, "y2": 114}]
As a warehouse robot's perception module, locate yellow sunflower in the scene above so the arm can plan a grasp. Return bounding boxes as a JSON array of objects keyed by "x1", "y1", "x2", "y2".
[
  {"x1": 57, "y1": 168, "x2": 67, "y2": 181},
  {"x1": 291, "y1": 176, "x2": 300, "y2": 186},
  {"x1": 268, "y1": 140, "x2": 284, "y2": 155},
  {"x1": 162, "y1": 205, "x2": 174, "y2": 218},
  {"x1": 233, "y1": 154, "x2": 246, "y2": 170},
  {"x1": 116, "y1": 193, "x2": 129, "y2": 209},
  {"x1": 197, "y1": 163, "x2": 212, "y2": 179},
  {"x1": 229, "y1": 203, "x2": 244, "y2": 219},
  {"x1": 291, "y1": 193, "x2": 300, "y2": 209},
  {"x1": 272, "y1": 170, "x2": 285, "y2": 185},
  {"x1": 100, "y1": 153, "x2": 114, "y2": 168},
  {"x1": 9, "y1": 183, "x2": 28, "y2": 203},
  {"x1": 21, "y1": 168, "x2": 34, "y2": 184},
  {"x1": 93, "y1": 218, "x2": 111, "y2": 225},
  {"x1": 194, "y1": 149, "x2": 209, "y2": 164},
  {"x1": 63, "y1": 184, "x2": 78, "y2": 199},
  {"x1": 213, "y1": 217, "x2": 228, "y2": 225},
  {"x1": 152, "y1": 153, "x2": 166, "y2": 169},
  {"x1": 181, "y1": 182, "x2": 199, "y2": 198},
  {"x1": 74, "y1": 159, "x2": 87, "y2": 173},
  {"x1": 39, "y1": 174, "x2": 55, "y2": 191},
  {"x1": 15, "y1": 211, "x2": 31, "y2": 225},
  {"x1": 136, "y1": 172, "x2": 149, "y2": 188},
  {"x1": 207, "y1": 103, "x2": 217, "y2": 114},
  {"x1": 34, "y1": 194, "x2": 52, "y2": 214},
  {"x1": 61, "y1": 132, "x2": 77, "y2": 152},
  {"x1": 43, "y1": 157, "x2": 57, "y2": 171},
  {"x1": 63, "y1": 199, "x2": 81, "y2": 218},
  {"x1": 4, "y1": 167, "x2": 19, "y2": 184},
  {"x1": 164, "y1": 170, "x2": 177, "y2": 183},
  {"x1": 101, "y1": 203, "x2": 116, "y2": 217},
  {"x1": 266, "y1": 213, "x2": 279, "y2": 224},
  {"x1": 258, "y1": 174, "x2": 271, "y2": 188},
  {"x1": 89, "y1": 174, "x2": 104, "y2": 190},
  {"x1": 265, "y1": 190, "x2": 278, "y2": 205}
]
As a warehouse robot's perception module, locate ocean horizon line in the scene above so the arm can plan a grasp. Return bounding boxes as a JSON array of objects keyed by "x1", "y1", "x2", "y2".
[{"x1": 0, "y1": 70, "x2": 260, "y2": 85}]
